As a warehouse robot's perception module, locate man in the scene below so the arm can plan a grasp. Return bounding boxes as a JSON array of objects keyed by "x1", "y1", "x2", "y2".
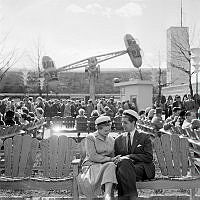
[
  {"x1": 151, "y1": 107, "x2": 164, "y2": 131},
  {"x1": 173, "y1": 95, "x2": 184, "y2": 109},
  {"x1": 114, "y1": 109, "x2": 155, "y2": 200},
  {"x1": 163, "y1": 107, "x2": 181, "y2": 130}
]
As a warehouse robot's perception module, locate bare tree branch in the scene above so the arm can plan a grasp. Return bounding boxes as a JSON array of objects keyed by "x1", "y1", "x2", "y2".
[{"x1": 169, "y1": 62, "x2": 190, "y2": 74}]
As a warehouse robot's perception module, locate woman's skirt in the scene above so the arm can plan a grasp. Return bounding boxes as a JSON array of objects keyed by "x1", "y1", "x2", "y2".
[{"x1": 77, "y1": 162, "x2": 117, "y2": 198}]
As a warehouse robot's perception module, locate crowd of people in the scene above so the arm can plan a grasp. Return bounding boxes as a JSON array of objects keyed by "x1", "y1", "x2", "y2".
[
  {"x1": 1, "y1": 93, "x2": 199, "y2": 132},
  {"x1": 0, "y1": 96, "x2": 137, "y2": 129},
  {"x1": 0, "y1": 93, "x2": 200, "y2": 200},
  {"x1": 0, "y1": 97, "x2": 45, "y2": 127},
  {"x1": 139, "y1": 94, "x2": 200, "y2": 133}
]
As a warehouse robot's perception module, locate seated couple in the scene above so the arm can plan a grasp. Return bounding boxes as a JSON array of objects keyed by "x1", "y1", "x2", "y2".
[{"x1": 77, "y1": 109, "x2": 155, "y2": 200}]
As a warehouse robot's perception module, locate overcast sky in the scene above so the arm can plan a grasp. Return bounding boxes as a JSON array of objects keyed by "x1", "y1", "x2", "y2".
[{"x1": 1, "y1": 0, "x2": 200, "y2": 72}]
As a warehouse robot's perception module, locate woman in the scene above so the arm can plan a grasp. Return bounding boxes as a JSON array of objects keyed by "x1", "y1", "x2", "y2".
[{"x1": 77, "y1": 116, "x2": 120, "y2": 200}]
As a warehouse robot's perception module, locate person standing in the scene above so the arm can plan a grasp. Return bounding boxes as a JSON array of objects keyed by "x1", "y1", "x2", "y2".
[{"x1": 114, "y1": 110, "x2": 155, "y2": 200}]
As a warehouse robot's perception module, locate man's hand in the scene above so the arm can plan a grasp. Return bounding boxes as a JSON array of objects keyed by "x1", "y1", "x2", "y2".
[{"x1": 113, "y1": 155, "x2": 129, "y2": 164}]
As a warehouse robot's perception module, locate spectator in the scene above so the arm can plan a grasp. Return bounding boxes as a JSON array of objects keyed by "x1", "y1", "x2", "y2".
[
  {"x1": 0, "y1": 113, "x2": 5, "y2": 126},
  {"x1": 70, "y1": 101, "x2": 76, "y2": 117},
  {"x1": 20, "y1": 113, "x2": 29, "y2": 125},
  {"x1": 14, "y1": 112, "x2": 21, "y2": 125},
  {"x1": 0, "y1": 98, "x2": 8, "y2": 116},
  {"x1": 91, "y1": 110, "x2": 99, "y2": 118},
  {"x1": 151, "y1": 107, "x2": 164, "y2": 131},
  {"x1": 51, "y1": 99, "x2": 61, "y2": 117},
  {"x1": 64, "y1": 100, "x2": 71, "y2": 117},
  {"x1": 182, "y1": 111, "x2": 196, "y2": 129},
  {"x1": 173, "y1": 95, "x2": 184, "y2": 109},
  {"x1": 44, "y1": 100, "x2": 52, "y2": 118},
  {"x1": 183, "y1": 94, "x2": 195, "y2": 112},
  {"x1": 191, "y1": 119, "x2": 200, "y2": 131},
  {"x1": 147, "y1": 108, "x2": 155, "y2": 121},
  {"x1": 97, "y1": 100, "x2": 105, "y2": 115},
  {"x1": 144, "y1": 107, "x2": 152, "y2": 119},
  {"x1": 35, "y1": 107, "x2": 44, "y2": 122},
  {"x1": 77, "y1": 108, "x2": 87, "y2": 118},
  {"x1": 103, "y1": 106, "x2": 114, "y2": 118},
  {"x1": 60, "y1": 99, "x2": 66, "y2": 117},
  {"x1": 176, "y1": 110, "x2": 186, "y2": 127},
  {"x1": 36, "y1": 97, "x2": 45, "y2": 110},
  {"x1": 4, "y1": 110, "x2": 16, "y2": 126},
  {"x1": 164, "y1": 95, "x2": 173, "y2": 119},
  {"x1": 115, "y1": 108, "x2": 124, "y2": 117},
  {"x1": 163, "y1": 107, "x2": 181, "y2": 130},
  {"x1": 85, "y1": 99, "x2": 94, "y2": 118},
  {"x1": 138, "y1": 110, "x2": 145, "y2": 121}
]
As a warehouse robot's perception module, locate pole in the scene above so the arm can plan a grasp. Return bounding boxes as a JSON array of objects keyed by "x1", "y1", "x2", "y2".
[
  {"x1": 89, "y1": 73, "x2": 95, "y2": 104},
  {"x1": 46, "y1": 81, "x2": 49, "y2": 100},
  {"x1": 196, "y1": 71, "x2": 199, "y2": 118},
  {"x1": 196, "y1": 72, "x2": 198, "y2": 97}
]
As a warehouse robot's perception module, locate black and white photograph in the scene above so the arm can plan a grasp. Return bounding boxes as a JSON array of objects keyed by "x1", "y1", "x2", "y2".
[{"x1": 0, "y1": 0, "x2": 200, "y2": 199}]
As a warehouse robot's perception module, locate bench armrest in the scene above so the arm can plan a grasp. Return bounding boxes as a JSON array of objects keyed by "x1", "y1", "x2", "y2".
[{"x1": 71, "y1": 158, "x2": 81, "y2": 165}]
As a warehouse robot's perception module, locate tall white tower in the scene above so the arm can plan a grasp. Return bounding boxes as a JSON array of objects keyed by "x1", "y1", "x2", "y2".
[{"x1": 167, "y1": 26, "x2": 190, "y2": 86}]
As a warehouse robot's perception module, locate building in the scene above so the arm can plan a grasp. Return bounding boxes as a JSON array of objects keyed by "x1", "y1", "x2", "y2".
[
  {"x1": 114, "y1": 80, "x2": 153, "y2": 111},
  {"x1": 167, "y1": 26, "x2": 190, "y2": 86}
]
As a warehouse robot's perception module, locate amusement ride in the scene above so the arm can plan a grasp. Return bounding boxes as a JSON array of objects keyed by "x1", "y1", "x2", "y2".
[{"x1": 41, "y1": 34, "x2": 142, "y2": 102}]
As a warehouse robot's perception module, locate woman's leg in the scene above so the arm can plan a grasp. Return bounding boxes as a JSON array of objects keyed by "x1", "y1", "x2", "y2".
[{"x1": 104, "y1": 182, "x2": 113, "y2": 200}]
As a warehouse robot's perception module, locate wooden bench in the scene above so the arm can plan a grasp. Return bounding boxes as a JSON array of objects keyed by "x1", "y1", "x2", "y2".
[
  {"x1": 159, "y1": 127, "x2": 200, "y2": 170},
  {"x1": 72, "y1": 134, "x2": 200, "y2": 200},
  {"x1": 0, "y1": 134, "x2": 86, "y2": 200},
  {"x1": 1, "y1": 133, "x2": 199, "y2": 199}
]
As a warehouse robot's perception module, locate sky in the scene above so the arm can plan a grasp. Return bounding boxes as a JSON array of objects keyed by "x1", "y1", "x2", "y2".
[{"x1": 1, "y1": 0, "x2": 200, "y2": 72}]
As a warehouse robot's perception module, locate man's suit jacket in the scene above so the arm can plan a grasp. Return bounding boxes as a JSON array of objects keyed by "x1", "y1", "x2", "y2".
[{"x1": 114, "y1": 130, "x2": 155, "y2": 179}]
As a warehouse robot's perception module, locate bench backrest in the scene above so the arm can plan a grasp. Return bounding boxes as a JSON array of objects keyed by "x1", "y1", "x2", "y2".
[
  {"x1": 154, "y1": 134, "x2": 189, "y2": 177},
  {"x1": 51, "y1": 116, "x2": 63, "y2": 127},
  {"x1": 76, "y1": 117, "x2": 88, "y2": 132},
  {"x1": 4, "y1": 135, "x2": 39, "y2": 177},
  {"x1": 185, "y1": 127, "x2": 199, "y2": 140},
  {"x1": 40, "y1": 135, "x2": 86, "y2": 178},
  {"x1": 63, "y1": 116, "x2": 75, "y2": 128},
  {"x1": 87, "y1": 117, "x2": 97, "y2": 133}
]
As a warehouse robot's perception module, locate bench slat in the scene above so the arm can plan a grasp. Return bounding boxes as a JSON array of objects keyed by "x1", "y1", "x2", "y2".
[
  {"x1": 171, "y1": 134, "x2": 181, "y2": 176},
  {"x1": 18, "y1": 135, "x2": 32, "y2": 177},
  {"x1": 40, "y1": 139, "x2": 50, "y2": 177},
  {"x1": 4, "y1": 138, "x2": 12, "y2": 176},
  {"x1": 49, "y1": 135, "x2": 59, "y2": 177},
  {"x1": 62, "y1": 137, "x2": 73, "y2": 177},
  {"x1": 180, "y1": 137, "x2": 189, "y2": 176},
  {"x1": 12, "y1": 135, "x2": 23, "y2": 177},
  {"x1": 161, "y1": 134, "x2": 175, "y2": 176},
  {"x1": 57, "y1": 135, "x2": 69, "y2": 177},
  {"x1": 153, "y1": 137, "x2": 168, "y2": 176},
  {"x1": 25, "y1": 138, "x2": 39, "y2": 176}
]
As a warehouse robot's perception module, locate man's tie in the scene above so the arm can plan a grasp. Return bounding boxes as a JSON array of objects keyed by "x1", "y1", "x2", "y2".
[{"x1": 127, "y1": 132, "x2": 131, "y2": 154}]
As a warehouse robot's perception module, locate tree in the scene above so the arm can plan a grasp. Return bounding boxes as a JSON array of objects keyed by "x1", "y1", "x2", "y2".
[
  {"x1": 0, "y1": 32, "x2": 20, "y2": 84},
  {"x1": 26, "y1": 37, "x2": 45, "y2": 96}
]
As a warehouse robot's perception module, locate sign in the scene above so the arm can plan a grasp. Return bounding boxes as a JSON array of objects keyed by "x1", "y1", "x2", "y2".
[{"x1": 124, "y1": 34, "x2": 142, "y2": 68}]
